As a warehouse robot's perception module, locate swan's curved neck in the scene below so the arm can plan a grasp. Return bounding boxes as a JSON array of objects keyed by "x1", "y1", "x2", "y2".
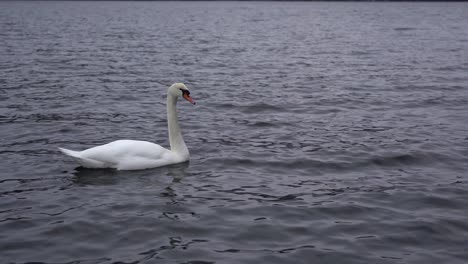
[{"x1": 167, "y1": 95, "x2": 189, "y2": 156}]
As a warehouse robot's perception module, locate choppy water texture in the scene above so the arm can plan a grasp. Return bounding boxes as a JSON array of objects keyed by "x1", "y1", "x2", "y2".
[{"x1": 1, "y1": 1, "x2": 468, "y2": 263}]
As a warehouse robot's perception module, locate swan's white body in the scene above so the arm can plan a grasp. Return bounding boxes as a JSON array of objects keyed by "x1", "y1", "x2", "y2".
[{"x1": 59, "y1": 83, "x2": 195, "y2": 170}]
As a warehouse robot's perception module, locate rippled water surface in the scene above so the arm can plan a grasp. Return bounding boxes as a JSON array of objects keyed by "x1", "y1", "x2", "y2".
[{"x1": 1, "y1": 1, "x2": 468, "y2": 263}]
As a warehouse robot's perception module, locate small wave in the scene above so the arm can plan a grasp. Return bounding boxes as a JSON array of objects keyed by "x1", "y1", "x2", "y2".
[
  {"x1": 394, "y1": 27, "x2": 417, "y2": 31},
  {"x1": 211, "y1": 102, "x2": 285, "y2": 114},
  {"x1": 247, "y1": 121, "x2": 278, "y2": 128},
  {"x1": 0, "y1": 186, "x2": 54, "y2": 197},
  {"x1": 434, "y1": 65, "x2": 467, "y2": 71},
  {"x1": 205, "y1": 151, "x2": 448, "y2": 173},
  {"x1": 238, "y1": 103, "x2": 284, "y2": 114},
  {"x1": 370, "y1": 154, "x2": 418, "y2": 166}
]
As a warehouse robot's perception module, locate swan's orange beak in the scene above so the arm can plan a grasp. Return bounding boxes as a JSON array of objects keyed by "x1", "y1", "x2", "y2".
[{"x1": 183, "y1": 93, "x2": 196, "y2": 105}]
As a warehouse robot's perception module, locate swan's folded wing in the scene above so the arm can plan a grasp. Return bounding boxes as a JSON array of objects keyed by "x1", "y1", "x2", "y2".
[
  {"x1": 80, "y1": 140, "x2": 171, "y2": 167},
  {"x1": 116, "y1": 156, "x2": 174, "y2": 170}
]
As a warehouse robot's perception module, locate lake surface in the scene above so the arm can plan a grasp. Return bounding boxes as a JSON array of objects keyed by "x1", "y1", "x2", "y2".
[{"x1": 1, "y1": 1, "x2": 468, "y2": 263}]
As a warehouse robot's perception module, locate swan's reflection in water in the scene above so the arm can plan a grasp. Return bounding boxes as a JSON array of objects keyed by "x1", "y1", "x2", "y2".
[
  {"x1": 71, "y1": 161, "x2": 190, "y2": 190},
  {"x1": 166, "y1": 161, "x2": 190, "y2": 183},
  {"x1": 162, "y1": 162, "x2": 190, "y2": 198}
]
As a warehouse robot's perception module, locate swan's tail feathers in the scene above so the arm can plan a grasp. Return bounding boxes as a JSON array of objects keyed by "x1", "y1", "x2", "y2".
[
  {"x1": 58, "y1": 147, "x2": 107, "y2": 168},
  {"x1": 58, "y1": 147, "x2": 81, "y2": 158}
]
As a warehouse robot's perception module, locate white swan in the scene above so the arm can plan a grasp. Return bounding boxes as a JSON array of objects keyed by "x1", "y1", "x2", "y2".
[{"x1": 59, "y1": 83, "x2": 196, "y2": 170}]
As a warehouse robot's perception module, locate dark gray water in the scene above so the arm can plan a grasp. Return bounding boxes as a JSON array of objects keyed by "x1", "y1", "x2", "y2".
[{"x1": 1, "y1": 1, "x2": 468, "y2": 263}]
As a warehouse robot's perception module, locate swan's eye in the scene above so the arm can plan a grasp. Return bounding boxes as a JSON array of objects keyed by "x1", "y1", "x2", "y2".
[{"x1": 181, "y1": 89, "x2": 190, "y2": 95}]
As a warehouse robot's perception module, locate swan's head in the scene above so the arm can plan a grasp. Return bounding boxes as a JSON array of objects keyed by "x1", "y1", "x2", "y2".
[{"x1": 169, "y1": 83, "x2": 196, "y2": 105}]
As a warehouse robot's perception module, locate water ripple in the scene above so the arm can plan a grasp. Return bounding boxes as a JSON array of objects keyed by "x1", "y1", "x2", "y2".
[{"x1": 1, "y1": 2, "x2": 468, "y2": 264}]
